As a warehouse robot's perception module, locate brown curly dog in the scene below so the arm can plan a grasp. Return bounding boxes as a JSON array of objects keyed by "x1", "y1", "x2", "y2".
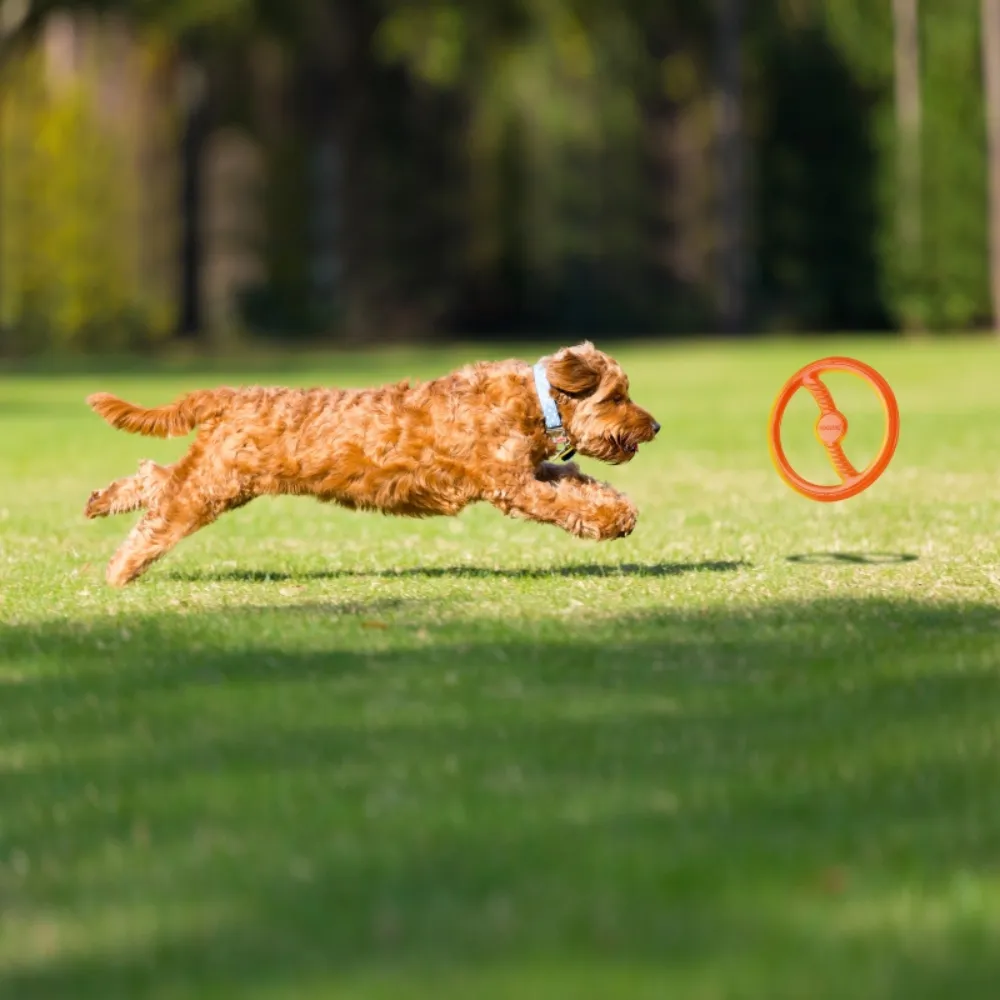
[{"x1": 84, "y1": 341, "x2": 660, "y2": 586}]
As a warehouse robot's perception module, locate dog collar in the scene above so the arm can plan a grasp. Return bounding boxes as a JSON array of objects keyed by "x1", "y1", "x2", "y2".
[{"x1": 532, "y1": 360, "x2": 576, "y2": 461}]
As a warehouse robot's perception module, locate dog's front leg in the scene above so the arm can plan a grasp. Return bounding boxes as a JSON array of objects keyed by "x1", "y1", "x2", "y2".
[{"x1": 489, "y1": 475, "x2": 637, "y2": 541}]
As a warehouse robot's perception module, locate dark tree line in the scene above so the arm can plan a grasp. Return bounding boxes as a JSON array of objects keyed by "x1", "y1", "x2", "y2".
[{"x1": 0, "y1": 0, "x2": 997, "y2": 351}]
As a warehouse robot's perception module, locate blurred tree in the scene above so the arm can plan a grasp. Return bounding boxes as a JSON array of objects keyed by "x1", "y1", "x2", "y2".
[
  {"x1": 982, "y1": 0, "x2": 1000, "y2": 332},
  {"x1": 379, "y1": 0, "x2": 660, "y2": 335},
  {"x1": 0, "y1": 14, "x2": 180, "y2": 353},
  {"x1": 917, "y1": 1, "x2": 988, "y2": 330},
  {"x1": 754, "y1": 0, "x2": 885, "y2": 332},
  {"x1": 634, "y1": 1, "x2": 716, "y2": 331},
  {"x1": 803, "y1": 0, "x2": 988, "y2": 332},
  {"x1": 714, "y1": 0, "x2": 748, "y2": 333},
  {"x1": 891, "y1": 0, "x2": 922, "y2": 330},
  {"x1": 0, "y1": 0, "x2": 994, "y2": 345}
]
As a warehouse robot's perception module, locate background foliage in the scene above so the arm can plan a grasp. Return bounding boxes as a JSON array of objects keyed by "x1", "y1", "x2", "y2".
[{"x1": 0, "y1": 0, "x2": 992, "y2": 352}]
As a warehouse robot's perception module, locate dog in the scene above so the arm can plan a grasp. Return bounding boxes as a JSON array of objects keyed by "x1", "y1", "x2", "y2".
[{"x1": 84, "y1": 342, "x2": 660, "y2": 586}]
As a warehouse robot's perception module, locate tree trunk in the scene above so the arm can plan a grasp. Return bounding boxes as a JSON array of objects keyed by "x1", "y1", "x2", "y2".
[
  {"x1": 178, "y1": 58, "x2": 209, "y2": 338},
  {"x1": 892, "y1": 0, "x2": 922, "y2": 329},
  {"x1": 293, "y1": 0, "x2": 380, "y2": 343},
  {"x1": 715, "y1": 0, "x2": 747, "y2": 334},
  {"x1": 982, "y1": 0, "x2": 1000, "y2": 333}
]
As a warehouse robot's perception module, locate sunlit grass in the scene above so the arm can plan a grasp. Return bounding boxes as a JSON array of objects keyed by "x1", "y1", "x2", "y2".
[{"x1": 1, "y1": 335, "x2": 1000, "y2": 999}]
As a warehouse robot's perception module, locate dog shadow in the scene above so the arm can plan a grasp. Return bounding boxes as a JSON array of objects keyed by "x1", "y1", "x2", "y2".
[
  {"x1": 171, "y1": 560, "x2": 750, "y2": 584},
  {"x1": 787, "y1": 552, "x2": 918, "y2": 565}
]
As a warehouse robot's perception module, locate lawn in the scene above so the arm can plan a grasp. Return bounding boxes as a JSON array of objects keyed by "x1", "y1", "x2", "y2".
[{"x1": 2, "y1": 335, "x2": 1000, "y2": 1000}]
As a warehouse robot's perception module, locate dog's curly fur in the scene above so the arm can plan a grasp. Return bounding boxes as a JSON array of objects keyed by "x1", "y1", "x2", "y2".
[{"x1": 84, "y1": 342, "x2": 660, "y2": 586}]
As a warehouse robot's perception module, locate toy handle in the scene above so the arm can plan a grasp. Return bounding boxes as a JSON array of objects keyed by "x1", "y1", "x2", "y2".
[{"x1": 802, "y1": 375, "x2": 860, "y2": 482}]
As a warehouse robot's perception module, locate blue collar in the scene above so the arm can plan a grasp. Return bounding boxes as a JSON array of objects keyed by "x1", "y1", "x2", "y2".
[{"x1": 532, "y1": 360, "x2": 576, "y2": 461}]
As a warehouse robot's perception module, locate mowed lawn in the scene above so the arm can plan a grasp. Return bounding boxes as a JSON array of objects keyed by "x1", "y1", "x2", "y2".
[{"x1": 2, "y1": 336, "x2": 1000, "y2": 1000}]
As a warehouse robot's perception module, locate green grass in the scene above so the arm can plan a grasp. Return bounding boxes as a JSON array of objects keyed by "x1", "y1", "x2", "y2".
[{"x1": 2, "y1": 335, "x2": 1000, "y2": 1000}]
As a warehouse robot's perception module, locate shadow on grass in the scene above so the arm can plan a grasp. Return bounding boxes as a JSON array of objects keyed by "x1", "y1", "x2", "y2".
[
  {"x1": 2, "y1": 596, "x2": 1000, "y2": 998},
  {"x1": 169, "y1": 560, "x2": 749, "y2": 584},
  {"x1": 787, "y1": 552, "x2": 919, "y2": 565}
]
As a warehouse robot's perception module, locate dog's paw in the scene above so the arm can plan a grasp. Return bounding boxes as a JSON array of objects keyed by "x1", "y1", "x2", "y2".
[
  {"x1": 609, "y1": 503, "x2": 637, "y2": 539},
  {"x1": 571, "y1": 499, "x2": 637, "y2": 541},
  {"x1": 84, "y1": 490, "x2": 108, "y2": 519},
  {"x1": 105, "y1": 554, "x2": 138, "y2": 587}
]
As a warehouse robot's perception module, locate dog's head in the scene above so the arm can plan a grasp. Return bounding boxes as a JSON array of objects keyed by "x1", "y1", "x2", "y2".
[{"x1": 543, "y1": 342, "x2": 660, "y2": 465}]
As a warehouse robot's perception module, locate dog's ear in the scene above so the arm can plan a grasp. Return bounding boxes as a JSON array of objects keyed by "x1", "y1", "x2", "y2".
[{"x1": 546, "y1": 343, "x2": 604, "y2": 397}]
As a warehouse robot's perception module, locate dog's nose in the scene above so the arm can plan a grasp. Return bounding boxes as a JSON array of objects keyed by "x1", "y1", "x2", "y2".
[{"x1": 652, "y1": 421, "x2": 661, "y2": 435}]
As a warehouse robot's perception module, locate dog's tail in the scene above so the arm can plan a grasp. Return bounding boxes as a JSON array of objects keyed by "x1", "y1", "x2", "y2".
[{"x1": 86, "y1": 389, "x2": 226, "y2": 438}]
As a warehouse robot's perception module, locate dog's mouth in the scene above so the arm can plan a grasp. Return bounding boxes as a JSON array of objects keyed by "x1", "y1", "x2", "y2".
[
  {"x1": 603, "y1": 436, "x2": 641, "y2": 464},
  {"x1": 604, "y1": 423, "x2": 660, "y2": 463}
]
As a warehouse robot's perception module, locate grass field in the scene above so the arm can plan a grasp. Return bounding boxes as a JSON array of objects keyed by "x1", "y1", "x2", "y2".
[{"x1": 2, "y1": 336, "x2": 1000, "y2": 1000}]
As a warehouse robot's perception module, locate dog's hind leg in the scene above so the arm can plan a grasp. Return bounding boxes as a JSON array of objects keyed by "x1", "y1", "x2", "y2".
[
  {"x1": 103, "y1": 453, "x2": 253, "y2": 587},
  {"x1": 85, "y1": 460, "x2": 172, "y2": 519},
  {"x1": 104, "y1": 491, "x2": 214, "y2": 587}
]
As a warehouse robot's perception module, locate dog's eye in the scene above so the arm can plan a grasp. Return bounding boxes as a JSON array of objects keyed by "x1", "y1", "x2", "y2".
[{"x1": 610, "y1": 394, "x2": 625, "y2": 405}]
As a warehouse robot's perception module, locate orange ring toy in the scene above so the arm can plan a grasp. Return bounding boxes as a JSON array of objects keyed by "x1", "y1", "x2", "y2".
[{"x1": 768, "y1": 356, "x2": 900, "y2": 502}]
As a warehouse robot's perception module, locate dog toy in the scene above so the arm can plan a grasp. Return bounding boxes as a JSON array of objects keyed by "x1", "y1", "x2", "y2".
[{"x1": 768, "y1": 356, "x2": 899, "y2": 502}]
